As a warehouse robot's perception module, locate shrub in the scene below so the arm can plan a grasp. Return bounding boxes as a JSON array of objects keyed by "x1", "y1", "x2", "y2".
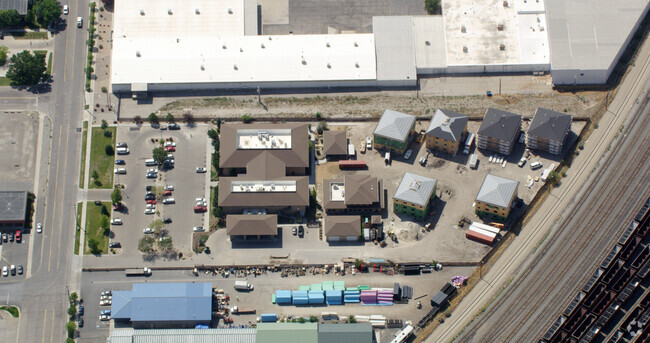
[
  {"x1": 101, "y1": 86, "x2": 107, "y2": 92},
  {"x1": 424, "y1": 0, "x2": 441, "y2": 15},
  {"x1": 138, "y1": 236, "x2": 155, "y2": 252},
  {"x1": 134, "y1": 115, "x2": 142, "y2": 124},
  {"x1": 315, "y1": 112, "x2": 322, "y2": 120},
  {"x1": 0, "y1": 46, "x2": 8, "y2": 66},
  {"x1": 166, "y1": 113, "x2": 174, "y2": 123},
  {"x1": 101, "y1": 204, "x2": 109, "y2": 216},
  {"x1": 309, "y1": 315, "x2": 318, "y2": 322},
  {"x1": 148, "y1": 112, "x2": 159, "y2": 124},
  {"x1": 88, "y1": 238, "x2": 100, "y2": 254},
  {"x1": 91, "y1": 170, "x2": 99, "y2": 180},
  {"x1": 67, "y1": 305, "x2": 77, "y2": 318},
  {"x1": 241, "y1": 114, "x2": 253, "y2": 123},
  {"x1": 69, "y1": 292, "x2": 78, "y2": 304},
  {"x1": 103, "y1": 130, "x2": 112, "y2": 138},
  {"x1": 100, "y1": 119, "x2": 108, "y2": 129},
  {"x1": 66, "y1": 321, "x2": 76, "y2": 338},
  {"x1": 348, "y1": 315, "x2": 357, "y2": 323},
  {"x1": 207, "y1": 129, "x2": 219, "y2": 141},
  {"x1": 104, "y1": 144, "x2": 114, "y2": 156},
  {"x1": 183, "y1": 112, "x2": 194, "y2": 123}
]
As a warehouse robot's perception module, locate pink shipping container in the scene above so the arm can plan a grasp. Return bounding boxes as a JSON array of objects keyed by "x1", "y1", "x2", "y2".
[{"x1": 466, "y1": 229, "x2": 495, "y2": 245}]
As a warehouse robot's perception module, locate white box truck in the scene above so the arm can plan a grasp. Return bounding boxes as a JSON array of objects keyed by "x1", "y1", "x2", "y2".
[
  {"x1": 469, "y1": 154, "x2": 478, "y2": 169},
  {"x1": 235, "y1": 280, "x2": 254, "y2": 291}
]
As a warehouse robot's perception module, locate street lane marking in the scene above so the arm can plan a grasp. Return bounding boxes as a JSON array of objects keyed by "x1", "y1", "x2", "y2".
[
  {"x1": 57, "y1": 124, "x2": 70, "y2": 269},
  {"x1": 48, "y1": 126, "x2": 62, "y2": 272},
  {"x1": 49, "y1": 307, "x2": 55, "y2": 343},
  {"x1": 41, "y1": 310, "x2": 47, "y2": 343}
]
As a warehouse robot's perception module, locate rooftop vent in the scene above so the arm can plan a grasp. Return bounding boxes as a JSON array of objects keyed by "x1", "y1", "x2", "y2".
[
  {"x1": 240, "y1": 48, "x2": 243, "y2": 52},
  {"x1": 228, "y1": 8, "x2": 233, "y2": 14},
  {"x1": 355, "y1": 62, "x2": 359, "y2": 68},
  {"x1": 168, "y1": 9, "x2": 173, "y2": 15},
  {"x1": 176, "y1": 38, "x2": 180, "y2": 43},
  {"x1": 301, "y1": 58, "x2": 307, "y2": 65},
  {"x1": 461, "y1": 25, "x2": 466, "y2": 33},
  {"x1": 200, "y1": 65, "x2": 204, "y2": 71},
  {"x1": 195, "y1": 8, "x2": 200, "y2": 14},
  {"x1": 233, "y1": 64, "x2": 238, "y2": 70},
  {"x1": 222, "y1": 44, "x2": 227, "y2": 49},
  {"x1": 354, "y1": 41, "x2": 358, "y2": 47},
  {"x1": 327, "y1": 63, "x2": 331, "y2": 69},
  {"x1": 503, "y1": 1, "x2": 509, "y2": 7},
  {"x1": 261, "y1": 43, "x2": 265, "y2": 48},
  {"x1": 326, "y1": 42, "x2": 331, "y2": 48},
  {"x1": 500, "y1": 44, "x2": 506, "y2": 51},
  {"x1": 463, "y1": 46, "x2": 468, "y2": 53},
  {"x1": 140, "y1": 9, "x2": 144, "y2": 15},
  {"x1": 268, "y1": 36, "x2": 272, "y2": 41},
  {"x1": 425, "y1": 40, "x2": 431, "y2": 46},
  {"x1": 497, "y1": 24, "x2": 504, "y2": 31},
  {"x1": 136, "y1": 51, "x2": 141, "y2": 57}
]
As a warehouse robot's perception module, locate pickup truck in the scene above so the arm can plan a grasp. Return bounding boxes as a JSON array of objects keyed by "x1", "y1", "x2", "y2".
[
  {"x1": 235, "y1": 280, "x2": 254, "y2": 291},
  {"x1": 125, "y1": 267, "x2": 152, "y2": 276}
]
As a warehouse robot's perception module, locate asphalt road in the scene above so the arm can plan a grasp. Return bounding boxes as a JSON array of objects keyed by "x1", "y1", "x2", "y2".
[{"x1": 0, "y1": 1, "x2": 90, "y2": 342}]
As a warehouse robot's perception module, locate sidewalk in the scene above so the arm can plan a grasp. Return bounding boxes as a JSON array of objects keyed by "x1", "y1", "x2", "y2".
[
  {"x1": 426, "y1": 38, "x2": 650, "y2": 342},
  {"x1": 0, "y1": 35, "x2": 54, "y2": 77}
]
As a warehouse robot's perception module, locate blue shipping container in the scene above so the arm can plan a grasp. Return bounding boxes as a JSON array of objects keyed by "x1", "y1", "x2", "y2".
[{"x1": 260, "y1": 314, "x2": 277, "y2": 322}]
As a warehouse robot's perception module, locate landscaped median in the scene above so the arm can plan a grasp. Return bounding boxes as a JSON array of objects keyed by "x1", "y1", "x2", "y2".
[
  {"x1": 79, "y1": 121, "x2": 88, "y2": 187},
  {"x1": 74, "y1": 202, "x2": 82, "y2": 255},
  {"x1": 82, "y1": 201, "x2": 111, "y2": 255},
  {"x1": 88, "y1": 126, "x2": 116, "y2": 189}
]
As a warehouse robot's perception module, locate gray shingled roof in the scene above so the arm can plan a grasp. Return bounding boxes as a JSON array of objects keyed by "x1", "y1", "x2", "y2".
[
  {"x1": 478, "y1": 108, "x2": 522, "y2": 141},
  {"x1": 476, "y1": 174, "x2": 519, "y2": 208},
  {"x1": 373, "y1": 109, "x2": 415, "y2": 142},
  {"x1": 528, "y1": 107, "x2": 572, "y2": 142},
  {"x1": 393, "y1": 172, "x2": 437, "y2": 207},
  {"x1": 426, "y1": 109, "x2": 468, "y2": 142}
]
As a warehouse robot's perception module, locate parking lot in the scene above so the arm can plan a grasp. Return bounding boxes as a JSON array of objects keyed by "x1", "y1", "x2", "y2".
[{"x1": 109, "y1": 124, "x2": 209, "y2": 260}]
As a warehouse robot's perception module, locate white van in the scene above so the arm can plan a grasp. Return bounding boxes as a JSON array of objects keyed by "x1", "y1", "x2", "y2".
[
  {"x1": 145, "y1": 159, "x2": 157, "y2": 166},
  {"x1": 530, "y1": 161, "x2": 543, "y2": 170},
  {"x1": 116, "y1": 147, "x2": 130, "y2": 155}
]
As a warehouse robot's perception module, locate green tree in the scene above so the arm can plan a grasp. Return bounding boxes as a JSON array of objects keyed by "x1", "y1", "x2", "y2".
[
  {"x1": 152, "y1": 146, "x2": 166, "y2": 165},
  {"x1": 104, "y1": 144, "x2": 114, "y2": 156},
  {"x1": 0, "y1": 46, "x2": 8, "y2": 67},
  {"x1": 348, "y1": 315, "x2": 357, "y2": 323},
  {"x1": 6, "y1": 50, "x2": 47, "y2": 86},
  {"x1": 88, "y1": 238, "x2": 100, "y2": 254},
  {"x1": 166, "y1": 113, "x2": 174, "y2": 122},
  {"x1": 67, "y1": 305, "x2": 77, "y2": 318},
  {"x1": 138, "y1": 236, "x2": 155, "y2": 252},
  {"x1": 158, "y1": 237, "x2": 173, "y2": 251},
  {"x1": 101, "y1": 204, "x2": 109, "y2": 216},
  {"x1": 33, "y1": 0, "x2": 63, "y2": 27},
  {"x1": 207, "y1": 129, "x2": 219, "y2": 141},
  {"x1": 111, "y1": 187, "x2": 122, "y2": 204},
  {"x1": 91, "y1": 170, "x2": 99, "y2": 181},
  {"x1": 424, "y1": 0, "x2": 441, "y2": 14},
  {"x1": 148, "y1": 112, "x2": 159, "y2": 124},
  {"x1": 309, "y1": 315, "x2": 318, "y2": 322},
  {"x1": 150, "y1": 219, "x2": 164, "y2": 232},
  {"x1": 241, "y1": 114, "x2": 253, "y2": 123},
  {"x1": 297, "y1": 317, "x2": 306, "y2": 323},
  {"x1": 101, "y1": 119, "x2": 108, "y2": 129},
  {"x1": 66, "y1": 338, "x2": 75, "y2": 343},
  {"x1": 25, "y1": 9, "x2": 35, "y2": 27},
  {"x1": 100, "y1": 216, "x2": 109, "y2": 236},
  {"x1": 69, "y1": 292, "x2": 78, "y2": 304},
  {"x1": 66, "y1": 321, "x2": 76, "y2": 338},
  {"x1": 0, "y1": 10, "x2": 21, "y2": 28},
  {"x1": 548, "y1": 171, "x2": 560, "y2": 186}
]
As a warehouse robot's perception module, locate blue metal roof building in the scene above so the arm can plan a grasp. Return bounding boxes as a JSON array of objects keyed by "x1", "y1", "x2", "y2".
[{"x1": 112, "y1": 282, "x2": 212, "y2": 329}]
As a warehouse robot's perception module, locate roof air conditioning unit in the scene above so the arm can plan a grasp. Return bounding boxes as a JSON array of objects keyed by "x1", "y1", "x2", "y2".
[
  {"x1": 228, "y1": 8, "x2": 233, "y2": 14},
  {"x1": 140, "y1": 9, "x2": 144, "y2": 15},
  {"x1": 234, "y1": 64, "x2": 238, "y2": 70},
  {"x1": 168, "y1": 9, "x2": 173, "y2": 15},
  {"x1": 354, "y1": 41, "x2": 358, "y2": 47},
  {"x1": 136, "y1": 51, "x2": 141, "y2": 57},
  {"x1": 500, "y1": 44, "x2": 506, "y2": 50},
  {"x1": 327, "y1": 63, "x2": 331, "y2": 69},
  {"x1": 497, "y1": 24, "x2": 504, "y2": 31},
  {"x1": 195, "y1": 8, "x2": 200, "y2": 14},
  {"x1": 462, "y1": 46, "x2": 468, "y2": 53},
  {"x1": 425, "y1": 40, "x2": 431, "y2": 46},
  {"x1": 200, "y1": 65, "x2": 204, "y2": 70},
  {"x1": 261, "y1": 43, "x2": 265, "y2": 48},
  {"x1": 461, "y1": 25, "x2": 466, "y2": 33},
  {"x1": 240, "y1": 48, "x2": 243, "y2": 52},
  {"x1": 222, "y1": 44, "x2": 227, "y2": 49},
  {"x1": 355, "y1": 62, "x2": 359, "y2": 68},
  {"x1": 537, "y1": 17, "x2": 541, "y2": 23},
  {"x1": 326, "y1": 42, "x2": 330, "y2": 47},
  {"x1": 302, "y1": 58, "x2": 307, "y2": 65},
  {"x1": 503, "y1": 1, "x2": 508, "y2": 7}
]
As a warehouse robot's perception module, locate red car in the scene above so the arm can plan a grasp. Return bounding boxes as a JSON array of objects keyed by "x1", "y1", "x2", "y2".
[
  {"x1": 146, "y1": 200, "x2": 156, "y2": 205},
  {"x1": 15, "y1": 230, "x2": 21, "y2": 243},
  {"x1": 163, "y1": 190, "x2": 172, "y2": 196},
  {"x1": 164, "y1": 146, "x2": 175, "y2": 152},
  {"x1": 113, "y1": 202, "x2": 123, "y2": 211},
  {"x1": 193, "y1": 205, "x2": 207, "y2": 213}
]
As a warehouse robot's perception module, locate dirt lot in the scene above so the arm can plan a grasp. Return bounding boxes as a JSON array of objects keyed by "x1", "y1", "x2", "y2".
[
  {"x1": 314, "y1": 120, "x2": 586, "y2": 263},
  {"x1": 151, "y1": 91, "x2": 606, "y2": 121}
]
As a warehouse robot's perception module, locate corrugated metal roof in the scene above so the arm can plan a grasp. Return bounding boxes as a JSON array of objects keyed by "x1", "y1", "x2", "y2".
[
  {"x1": 373, "y1": 109, "x2": 415, "y2": 142},
  {"x1": 373, "y1": 16, "x2": 416, "y2": 82},
  {"x1": 318, "y1": 323, "x2": 373, "y2": 343},
  {"x1": 412, "y1": 16, "x2": 447, "y2": 71},
  {"x1": 478, "y1": 108, "x2": 522, "y2": 142},
  {"x1": 393, "y1": 172, "x2": 437, "y2": 207},
  {"x1": 257, "y1": 323, "x2": 318, "y2": 343},
  {"x1": 475, "y1": 174, "x2": 519, "y2": 208},
  {"x1": 426, "y1": 109, "x2": 468, "y2": 142},
  {"x1": 108, "y1": 328, "x2": 257, "y2": 343},
  {"x1": 111, "y1": 291, "x2": 132, "y2": 319},
  {"x1": 528, "y1": 107, "x2": 572, "y2": 142}
]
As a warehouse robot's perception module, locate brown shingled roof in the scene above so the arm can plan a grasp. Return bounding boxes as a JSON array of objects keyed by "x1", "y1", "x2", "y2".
[
  {"x1": 219, "y1": 175, "x2": 309, "y2": 208},
  {"x1": 219, "y1": 123, "x2": 309, "y2": 169},
  {"x1": 323, "y1": 131, "x2": 347, "y2": 156},
  {"x1": 324, "y1": 216, "x2": 361, "y2": 236},
  {"x1": 226, "y1": 214, "x2": 278, "y2": 236},
  {"x1": 344, "y1": 175, "x2": 379, "y2": 205}
]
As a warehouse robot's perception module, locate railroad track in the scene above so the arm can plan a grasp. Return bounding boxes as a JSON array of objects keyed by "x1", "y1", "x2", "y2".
[{"x1": 452, "y1": 57, "x2": 650, "y2": 341}]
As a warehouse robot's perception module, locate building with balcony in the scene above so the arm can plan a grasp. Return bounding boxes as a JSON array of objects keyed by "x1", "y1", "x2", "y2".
[
  {"x1": 477, "y1": 108, "x2": 522, "y2": 155},
  {"x1": 373, "y1": 109, "x2": 416, "y2": 154},
  {"x1": 475, "y1": 174, "x2": 519, "y2": 221},
  {"x1": 425, "y1": 109, "x2": 468, "y2": 156},
  {"x1": 526, "y1": 107, "x2": 572, "y2": 155},
  {"x1": 393, "y1": 173, "x2": 437, "y2": 220}
]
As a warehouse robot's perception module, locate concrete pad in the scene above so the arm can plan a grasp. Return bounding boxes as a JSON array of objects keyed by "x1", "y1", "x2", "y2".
[
  {"x1": 0, "y1": 112, "x2": 38, "y2": 184},
  {"x1": 259, "y1": 0, "x2": 289, "y2": 25}
]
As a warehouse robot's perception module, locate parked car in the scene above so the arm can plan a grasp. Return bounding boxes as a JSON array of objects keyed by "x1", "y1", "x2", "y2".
[
  {"x1": 63, "y1": 5, "x2": 68, "y2": 14},
  {"x1": 114, "y1": 168, "x2": 126, "y2": 174},
  {"x1": 366, "y1": 136, "x2": 372, "y2": 149},
  {"x1": 194, "y1": 205, "x2": 207, "y2": 213},
  {"x1": 17, "y1": 265, "x2": 23, "y2": 275},
  {"x1": 159, "y1": 125, "x2": 167, "y2": 130},
  {"x1": 163, "y1": 190, "x2": 172, "y2": 196},
  {"x1": 196, "y1": 167, "x2": 207, "y2": 173},
  {"x1": 77, "y1": 318, "x2": 84, "y2": 328},
  {"x1": 9, "y1": 233, "x2": 13, "y2": 242},
  {"x1": 298, "y1": 226, "x2": 304, "y2": 237},
  {"x1": 162, "y1": 217, "x2": 172, "y2": 224},
  {"x1": 115, "y1": 160, "x2": 125, "y2": 165},
  {"x1": 2, "y1": 266, "x2": 7, "y2": 277},
  {"x1": 99, "y1": 314, "x2": 110, "y2": 320},
  {"x1": 404, "y1": 149, "x2": 413, "y2": 160},
  {"x1": 76, "y1": 17, "x2": 82, "y2": 28},
  {"x1": 116, "y1": 142, "x2": 128, "y2": 148},
  {"x1": 143, "y1": 228, "x2": 154, "y2": 234},
  {"x1": 10, "y1": 265, "x2": 15, "y2": 276},
  {"x1": 163, "y1": 141, "x2": 177, "y2": 147},
  {"x1": 193, "y1": 226, "x2": 205, "y2": 232},
  {"x1": 146, "y1": 172, "x2": 157, "y2": 179},
  {"x1": 78, "y1": 305, "x2": 84, "y2": 315},
  {"x1": 168, "y1": 123, "x2": 180, "y2": 130},
  {"x1": 144, "y1": 193, "x2": 155, "y2": 200},
  {"x1": 2, "y1": 234, "x2": 7, "y2": 242},
  {"x1": 144, "y1": 209, "x2": 155, "y2": 215},
  {"x1": 36, "y1": 222, "x2": 43, "y2": 233},
  {"x1": 162, "y1": 198, "x2": 175, "y2": 204},
  {"x1": 15, "y1": 231, "x2": 20, "y2": 243},
  {"x1": 518, "y1": 157, "x2": 526, "y2": 167},
  {"x1": 100, "y1": 299, "x2": 111, "y2": 306},
  {"x1": 146, "y1": 200, "x2": 156, "y2": 205},
  {"x1": 101, "y1": 310, "x2": 111, "y2": 316},
  {"x1": 146, "y1": 204, "x2": 156, "y2": 209},
  {"x1": 101, "y1": 291, "x2": 112, "y2": 297},
  {"x1": 110, "y1": 218, "x2": 123, "y2": 225},
  {"x1": 292, "y1": 227, "x2": 297, "y2": 235},
  {"x1": 164, "y1": 146, "x2": 175, "y2": 152},
  {"x1": 112, "y1": 203, "x2": 123, "y2": 211},
  {"x1": 165, "y1": 185, "x2": 174, "y2": 191},
  {"x1": 109, "y1": 242, "x2": 121, "y2": 248}
]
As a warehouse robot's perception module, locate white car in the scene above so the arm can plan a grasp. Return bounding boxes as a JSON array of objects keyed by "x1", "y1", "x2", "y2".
[
  {"x1": 36, "y1": 223, "x2": 43, "y2": 233},
  {"x1": 196, "y1": 167, "x2": 207, "y2": 173},
  {"x1": 163, "y1": 141, "x2": 176, "y2": 147},
  {"x1": 101, "y1": 290, "x2": 112, "y2": 296},
  {"x1": 100, "y1": 295, "x2": 112, "y2": 301},
  {"x1": 518, "y1": 157, "x2": 526, "y2": 167},
  {"x1": 144, "y1": 209, "x2": 155, "y2": 215},
  {"x1": 146, "y1": 203, "x2": 156, "y2": 209},
  {"x1": 114, "y1": 168, "x2": 126, "y2": 174},
  {"x1": 76, "y1": 16, "x2": 82, "y2": 28},
  {"x1": 2, "y1": 266, "x2": 7, "y2": 277},
  {"x1": 110, "y1": 218, "x2": 123, "y2": 225},
  {"x1": 165, "y1": 185, "x2": 174, "y2": 191},
  {"x1": 143, "y1": 228, "x2": 154, "y2": 234},
  {"x1": 146, "y1": 168, "x2": 158, "y2": 173},
  {"x1": 162, "y1": 198, "x2": 175, "y2": 204},
  {"x1": 366, "y1": 137, "x2": 372, "y2": 149},
  {"x1": 404, "y1": 149, "x2": 413, "y2": 160},
  {"x1": 100, "y1": 299, "x2": 111, "y2": 306},
  {"x1": 63, "y1": 4, "x2": 68, "y2": 14},
  {"x1": 193, "y1": 226, "x2": 205, "y2": 232},
  {"x1": 99, "y1": 314, "x2": 111, "y2": 320},
  {"x1": 116, "y1": 142, "x2": 128, "y2": 148}
]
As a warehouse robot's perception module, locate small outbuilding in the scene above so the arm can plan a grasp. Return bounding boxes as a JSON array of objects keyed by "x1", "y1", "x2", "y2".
[
  {"x1": 323, "y1": 131, "x2": 348, "y2": 159},
  {"x1": 324, "y1": 215, "x2": 361, "y2": 242}
]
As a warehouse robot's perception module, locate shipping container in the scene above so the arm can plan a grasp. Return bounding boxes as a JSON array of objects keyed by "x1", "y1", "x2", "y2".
[
  {"x1": 260, "y1": 313, "x2": 277, "y2": 322},
  {"x1": 339, "y1": 160, "x2": 367, "y2": 169},
  {"x1": 466, "y1": 229, "x2": 496, "y2": 244}
]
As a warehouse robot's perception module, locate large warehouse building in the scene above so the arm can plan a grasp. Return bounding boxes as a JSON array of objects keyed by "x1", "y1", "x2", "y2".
[{"x1": 111, "y1": 0, "x2": 649, "y2": 93}]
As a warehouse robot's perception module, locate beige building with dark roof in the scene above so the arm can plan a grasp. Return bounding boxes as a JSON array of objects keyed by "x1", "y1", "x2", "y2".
[
  {"x1": 323, "y1": 131, "x2": 348, "y2": 158},
  {"x1": 322, "y1": 174, "x2": 384, "y2": 215},
  {"x1": 324, "y1": 215, "x2": 361, "y2": 242},
  {"x1": 226, "y1": 214, "x2": 278, "y2": 240}
]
